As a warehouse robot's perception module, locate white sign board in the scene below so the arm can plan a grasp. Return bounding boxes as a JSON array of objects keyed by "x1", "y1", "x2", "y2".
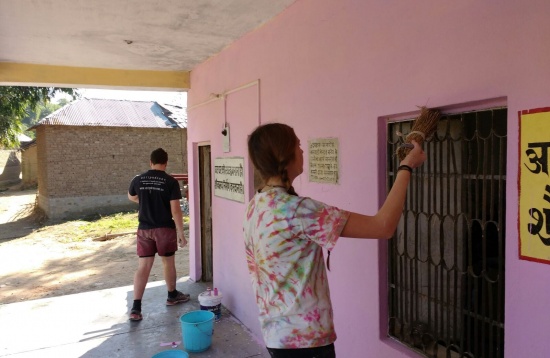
[
  {"x1": 309, "y1": 138, "x2": 339, "y2": 184},
  {"x1": 214, "y1": 157, "x2": 245, "y2": 203}
]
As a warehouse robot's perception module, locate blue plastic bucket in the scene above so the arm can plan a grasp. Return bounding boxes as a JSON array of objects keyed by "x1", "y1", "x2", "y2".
[
  {"x1": 151, "y1": 350, "x2": 189, "y2": 358},
  {"x1": 179, "y1": 310, "x2": 215, "y2": 352}
]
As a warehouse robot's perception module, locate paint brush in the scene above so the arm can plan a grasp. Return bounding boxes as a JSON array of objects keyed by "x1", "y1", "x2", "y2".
[{"x1": 396, "y1": 106, "x2": 440, "y2": 161}]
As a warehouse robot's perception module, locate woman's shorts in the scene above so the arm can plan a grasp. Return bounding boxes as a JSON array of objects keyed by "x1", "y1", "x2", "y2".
[
  {"x1": 136, "y1": 227, "x2": 178, "y2": 257},
  {"x1": 267, "y1": 343, "x2": 335, "y2": 358}
]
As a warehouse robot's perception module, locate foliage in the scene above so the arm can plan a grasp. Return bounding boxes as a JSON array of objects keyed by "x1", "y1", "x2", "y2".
[
  {"x1": 0, "y1": 86, "x2": 78, "y2": 148},
  {"x1": 20, "y1": 124, "x2": 35, "y2": 140},
  {"x1": 56, "y1": 98, "x2": 72, "y2": 107},
  {"x1": 22, "y1": 101, "x2": 62, "y2": 127},
  {"x1": 54, "y1": 212, "x2": 138, "y2": 243},
  {"x1": 51, "y1": 211, "x2": 190, "y2": 243},
  {"x1": 74, "y1": 212, "x2": 139, "y2": 241}
]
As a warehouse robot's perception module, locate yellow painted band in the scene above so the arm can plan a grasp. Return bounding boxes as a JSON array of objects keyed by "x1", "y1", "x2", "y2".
[{"x1": 0, "y1": 62, "x2": 189, "y2": 90}]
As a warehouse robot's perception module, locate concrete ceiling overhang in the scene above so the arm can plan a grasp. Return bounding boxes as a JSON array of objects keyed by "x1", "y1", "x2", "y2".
[{"x1": 0, "y1": 0, "x2": 296, "y2": 90}]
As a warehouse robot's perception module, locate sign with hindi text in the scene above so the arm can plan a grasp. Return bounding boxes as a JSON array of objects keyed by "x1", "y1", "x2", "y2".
[
  {"x1": 214, "y1": 157, "x2": 245, "y2": 203},
  {"x1": 309, "y1": 138, "x2": 339, "y2": 184},
  {"x1": 519, "y1": 107, "x2": 550, "y2": 264}
]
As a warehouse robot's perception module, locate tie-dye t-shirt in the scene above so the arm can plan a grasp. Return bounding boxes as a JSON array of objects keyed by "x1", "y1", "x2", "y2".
[{"x1": 243, "y1": 187, "x2": 350, "y2": 349}]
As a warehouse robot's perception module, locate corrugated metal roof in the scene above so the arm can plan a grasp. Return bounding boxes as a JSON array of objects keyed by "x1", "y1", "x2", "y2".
[
  {"x1": 157, "y1": 103, "x2": 187, "y2": 128},
  {"x1": 20, "y1": 139, "x2": 36, "y2": 150},
  {"x1": 31, "y1": 98, "x2": 185, "y2": 129},
  {"x1": 17, "y1": 133, "x2": 33, "y2": 142}
]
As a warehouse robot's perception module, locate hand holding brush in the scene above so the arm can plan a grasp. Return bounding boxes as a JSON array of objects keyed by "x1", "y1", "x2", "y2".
[
  {"x1": 396, "y1": 106, "x2": 440, "y2": 161},
  {"x1": 398, "y1": 140, "x2": 426, "y2": 171}
]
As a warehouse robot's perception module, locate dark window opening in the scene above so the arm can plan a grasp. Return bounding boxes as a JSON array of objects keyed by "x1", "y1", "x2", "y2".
[{"x1": 387, "y1": 107, "x2": 507, "y2": 358}]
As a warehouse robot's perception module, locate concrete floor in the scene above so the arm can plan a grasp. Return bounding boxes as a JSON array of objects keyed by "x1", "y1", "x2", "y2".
[{"x1": 0, "y1": 277, "x2": 270, "y2": 358}]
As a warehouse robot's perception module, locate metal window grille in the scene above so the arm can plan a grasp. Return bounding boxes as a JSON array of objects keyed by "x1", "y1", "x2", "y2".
[{"x1": 387, "y1": 108, "x2": 507, "y2": 358}]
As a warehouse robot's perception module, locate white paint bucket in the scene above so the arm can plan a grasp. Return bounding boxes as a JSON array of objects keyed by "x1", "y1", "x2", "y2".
[{"x1": 198, "y1": 290, "x2": 223, "y2": 321}]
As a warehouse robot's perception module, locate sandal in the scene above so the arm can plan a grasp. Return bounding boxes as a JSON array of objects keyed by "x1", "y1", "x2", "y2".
[{"x1": 129, "y1": 309, "x2": 143, "y2": 321}]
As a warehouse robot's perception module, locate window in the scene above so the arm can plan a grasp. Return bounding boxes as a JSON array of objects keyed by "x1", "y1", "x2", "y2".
[{"x1": 387, "y1": 107, "x2": 506, "y2": 358}]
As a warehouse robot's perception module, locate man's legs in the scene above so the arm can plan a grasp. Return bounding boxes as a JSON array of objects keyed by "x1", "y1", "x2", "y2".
[
  {"x1": 161, "y1": 254, "x2": 177, "y2": 292},
  {"x1": 161, "y1": 254, "x2": 190, "y2": 305},
  {"x1": 129, "y1": 256, "x2": 154, "y2": 321},
  {"x1": 134, "y1": 229, "x2": 157, "y2": 299},
  {"x1": 134, "y1": 256, "x2": 155, "y2": 299}
]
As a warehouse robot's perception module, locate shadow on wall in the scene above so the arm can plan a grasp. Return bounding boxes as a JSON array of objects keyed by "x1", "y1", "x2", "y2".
[{"x1": 0, "y1": 151, "x2": 22, "y2": 188}]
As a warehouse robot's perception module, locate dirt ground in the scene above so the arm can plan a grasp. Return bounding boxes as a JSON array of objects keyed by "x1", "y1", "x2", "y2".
[{"x1": 0, "y1": 186, "x2": 189, "y2": 305}]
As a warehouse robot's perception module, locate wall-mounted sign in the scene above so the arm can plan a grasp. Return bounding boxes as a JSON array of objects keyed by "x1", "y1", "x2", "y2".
[
  {"x1": 519, "y1": 107, "x2": 550, "y2": 264},
  {"x1": 214, "y1": 157, "x2": 245, "y2": 203},
  {"x1": 308, "y1": 138, "x2": 339, "y2": 184}
]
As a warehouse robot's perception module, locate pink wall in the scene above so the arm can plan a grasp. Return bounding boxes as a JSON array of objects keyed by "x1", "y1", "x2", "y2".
[{"x1": 187, "y1": 0, "x2": 550, "y2": 356}]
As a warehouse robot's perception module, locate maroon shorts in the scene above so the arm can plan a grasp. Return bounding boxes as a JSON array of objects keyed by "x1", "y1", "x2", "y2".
[{"x1": 136, "y1": 228, "x2": 178, "y2": 257}]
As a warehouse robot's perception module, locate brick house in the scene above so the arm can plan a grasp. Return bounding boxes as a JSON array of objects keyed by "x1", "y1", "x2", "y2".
[{"x1": 30, "y1": 98, "x2": 187, "y2": 219}]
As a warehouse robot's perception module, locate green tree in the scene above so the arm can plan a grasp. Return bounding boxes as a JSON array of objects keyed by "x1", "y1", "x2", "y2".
[
  {"x1": 20, "y1": 100, "x2": 67, "y2": 140},
  {"x1": 56, "y1": 98, "x2": 72, "y2": 107},
  {"x1": 0, "y1": 86, "x2": 78, "y2": 148},
  {"x1": 22, "y1": 101, "x2": 62, "y2": 127}
]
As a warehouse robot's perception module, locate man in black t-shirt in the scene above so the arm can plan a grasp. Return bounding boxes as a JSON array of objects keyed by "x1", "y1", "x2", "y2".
[{"x1": 127, "y1": 148, "x2": 190, "y2": 321}]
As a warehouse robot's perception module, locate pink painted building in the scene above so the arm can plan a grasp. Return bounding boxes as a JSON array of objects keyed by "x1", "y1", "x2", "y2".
[{"x1": 185, "y1": 1, "x2": 550, "y2": 357}]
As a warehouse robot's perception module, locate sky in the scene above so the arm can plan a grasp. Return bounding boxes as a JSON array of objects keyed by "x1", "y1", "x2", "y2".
[{"x1": 54, "y1": 89, "x2": 187, "y2": 106}]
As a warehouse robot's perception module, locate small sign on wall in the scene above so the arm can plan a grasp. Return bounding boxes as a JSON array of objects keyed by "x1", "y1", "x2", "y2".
[
  {"x1": 214, "y1": 157, "x2": 245, "y2": 203},
  {"x1": 308, "y1": 138, "x2": 339, "y2": 184},
  {"x1": 519, "y1": 107, "x2": 550, "y2": 264}
]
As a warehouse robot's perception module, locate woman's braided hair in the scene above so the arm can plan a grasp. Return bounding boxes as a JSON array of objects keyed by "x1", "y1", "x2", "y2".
[
  {"x1": 248, "y1": 123, "x2": 299, "y2": 196},
  {"x1": 248, "y1": 123, "x2": 335, "y2": 269}
]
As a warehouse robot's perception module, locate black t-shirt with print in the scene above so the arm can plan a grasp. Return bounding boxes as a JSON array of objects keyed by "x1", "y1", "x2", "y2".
[{"x1": 129, "y1": 170, "x2": 182, "y2": 229}]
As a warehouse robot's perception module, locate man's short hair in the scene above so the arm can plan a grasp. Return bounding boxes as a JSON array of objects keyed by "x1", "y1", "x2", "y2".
[{"x1": 150, "y1": 148, "x2": 168, "y2": 165}]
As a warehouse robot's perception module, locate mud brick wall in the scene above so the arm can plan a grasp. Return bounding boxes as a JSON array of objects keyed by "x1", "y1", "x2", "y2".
[
  {"x1": 35, "y1": 125, "x2": 187, "y2": 219},
  {"x1": 0, "y1": 150, "x2": 21, "y2": 184},
  {"x1": 21, "y1": 144, "x2": 38, "y2": 187}
]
